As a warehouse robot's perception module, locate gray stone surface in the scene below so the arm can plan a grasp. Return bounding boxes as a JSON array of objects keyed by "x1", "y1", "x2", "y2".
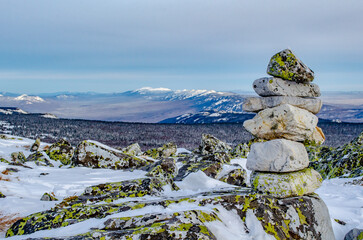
[
  {"x1": 242, "y1": 96, "x2": 322, "y2": 114},
  {"x1": 253, "y1": 77, "x2": 320, "y2": 97},
  {"x1": 344, "y1": 228, "x2": 363, "y2": 240},
  {"x1": 243, "y1": 104, "x2": 318, "y2": 141},
  {"x1": 267, "y1": 48, "x2": 315, "y2": 82},
  {"x1": 247, "y1": 139, "x2": 309, "y2": 172},
  {"x1": 251, "y1": 168, "x2": 323, "y2": 198}
]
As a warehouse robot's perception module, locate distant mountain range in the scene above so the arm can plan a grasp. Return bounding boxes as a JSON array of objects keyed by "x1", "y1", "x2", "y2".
[{"x1": 0, "y1": 88, "x2": 362, "y2": 123}]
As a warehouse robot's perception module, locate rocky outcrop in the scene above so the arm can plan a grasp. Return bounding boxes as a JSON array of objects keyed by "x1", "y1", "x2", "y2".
[
  {"x1": 243, "y1": 104, "x2": 318, "y2": 141},
  {"x1": 46, "y1": 139, "x2": 74, "y2": 165},
  {"x1": 267, "y1": 49, "x2": 314, "y2": 83},
  {"x1": 309, "y1": 131, "x2": 363, "y2": 179},
  {"x1": 242, "y1": 96, "x2": 322, "y2": 114},
  {"x1": 27, "y1": 151, "x2": 54, "y2": 167},
  {"x1": 40, "y1": 192, "x2": 58, "y2": 201},
  {"x1": 6, "y1": 188, "x2": 334, "y2": 240},
  {"x1": 10, "y1": 152, "x2": 27, "y2": 164},
  {"x1": 122, "y1": 143, "x2": 142, "y2": 156},
  {"x1": 253, "y1": 77, "x2": 320, "y2": 97},
  {"x1": 73, "y1": 140, "x2": 150, "y2": 169},
  {"x1": 198, "y1": 134, "x2": 232, "y2": 155},
  {"x1": 0, "y1": 191, "x2": 5, "y2": 198},
  {"x1": 247, "y1": 139, "x2": 309, "y2": 172},
  {"x1": 30, "y1": 138, "x2": 41, "y2": 152},
  {"x1": 218, "y1": 168, "x2": 247, "y2": 187},
  {"x1": 143, "y1": 142, "x2": 177, "y2": 159}
]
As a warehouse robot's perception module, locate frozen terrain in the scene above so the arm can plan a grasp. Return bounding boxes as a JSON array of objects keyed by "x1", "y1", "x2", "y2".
[{"x1": 0, "y1": 135, "x2": 362, "y2": 239}]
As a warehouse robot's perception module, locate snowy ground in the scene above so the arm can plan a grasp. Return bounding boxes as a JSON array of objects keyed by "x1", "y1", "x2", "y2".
[{"x1": 0, "y1": 136, "x2": 362, "y2": 240}]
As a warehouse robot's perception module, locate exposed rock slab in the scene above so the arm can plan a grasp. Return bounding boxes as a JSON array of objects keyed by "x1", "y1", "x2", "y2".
[
  {"x1": 247, "y1": 139, "x2": 309, "y2": 172},
  {"x1": 267, "y1": 49, "x2": 314, "y2": 82},
  {"x1": 73, "y1": 140, "x2": 150, "y2": 169},
  {"x1": 243, "y1": 104, "x2": 318, "y2": 141},
  {"x1": 251, "y1": 168, "x2": 323, "y2": 198},
  {"x1": 243, "y1": 96, "x2": 322, "y2": 114},
  {"x1": 7, "y1": 189, "x2": 335, "y2": 240},
  {"x1": 253, "y1": 77, "x2": 320, "y2": 97}
]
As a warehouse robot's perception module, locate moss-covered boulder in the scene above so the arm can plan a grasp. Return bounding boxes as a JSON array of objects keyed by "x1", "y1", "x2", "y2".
[
  {"x1": 308, "y1": 131, "x2": 363, "y2": 179},
  {"x1": 143, "y1": 142, "x2": 177, "y2": 159},
  {"x1": 40, "y1": 192, "x2": 58, "y2": 201},
  {"x1": 73, "y1": 140, "x2": 150, "y2": 169},
  {"x1": 10, "y1": 151, "x2": 27, "y2": 164},
  {"x1": 198, "y1": 134, "x2": 231, "y2": 155},
  {"x1": 267, "y1": 48, "x2": 314, "y2": 83},
  {"x1": 344, "y1": 228, "x2": 363, "y2": 240},
  {"x1": 145, "y1": 158, "x2": 179, "y2": 190},
  {"x1": 7, "y1": 191, "x2": 335, "y2": 240},
  {"x1": 0, "y1": 134, "x2": 7, "y2": 139},
  {"x1": 0, "y1": 191, "x2": 5, "y2": 198},
  {"x1": 81, "y1": 178, "x2": 165, "y2": 202},
  {"x1": 232, "y1": 143, "x2": 249, "y2": 158},
  {"x1": 27, "y1": 151, "x2": 54, "y2": 167},
  {"x1": 46, "y1": 139, "x2": 74, "y2": 165},
  {"x1": 122, "y1": 143, "x2": 142, "y2": 156},
  {"x1": 251, "y1": 168, "x2": 323, "y2": 198},
  {"x1": 30, "y1": 138, "x2": 41, "y2": 152},
  {"x1": 218, "y1": 168, "x2": 247, "y2": 187}
]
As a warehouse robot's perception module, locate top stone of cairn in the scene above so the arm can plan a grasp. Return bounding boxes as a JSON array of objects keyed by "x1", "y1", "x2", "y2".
[{"x1": 267, "y1": 49, "x2": 314, "y2": 83}]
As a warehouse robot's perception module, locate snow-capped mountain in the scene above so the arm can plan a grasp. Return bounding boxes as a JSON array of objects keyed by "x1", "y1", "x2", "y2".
[
  {"x1": 13, "y1": 94, "x2": 45, "y2": 104},
  {"x1": 0, "y1": 88, "x2": 362, "y2": 123}
]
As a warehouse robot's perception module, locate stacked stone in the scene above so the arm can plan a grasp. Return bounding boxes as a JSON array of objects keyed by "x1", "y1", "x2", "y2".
[{"x1": 243, "y1": 49, "x2": 325, "y2": 198}]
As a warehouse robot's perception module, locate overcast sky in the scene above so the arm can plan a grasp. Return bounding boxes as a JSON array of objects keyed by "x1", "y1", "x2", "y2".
[{"x1": 0, "y1": 0, "x2": 362, "y2": 93}]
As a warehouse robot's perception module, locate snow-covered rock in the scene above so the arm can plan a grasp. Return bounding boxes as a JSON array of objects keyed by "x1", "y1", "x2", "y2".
[
  {"x1": 253, "y1": 77, "x2": 320, "y2": 97},
  {"x1": 243, "y1": 104, "x2": 318, "y2": 141},
  {"x1": 247, "y1": 139, "x2": 309, "y2": 172},
  {"x1": 122, "y1": 143, "x2": 142, "y2": 156},
  {"x1": 73, "y1": 140, "x2": 150, "y2": 169}
]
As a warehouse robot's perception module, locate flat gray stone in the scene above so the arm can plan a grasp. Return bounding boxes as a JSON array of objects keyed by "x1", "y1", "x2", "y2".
[
  {"x1": 247, "y1": 139, "x2": 309, "y2": 172},
  {"x1": 267, "y1": 49, "x2": 314, "y2": 83},
  {"x1": 243, "y1": 104, "x2": 318, "y2": 141},
  {"x1": 253, "y1": 77, "x2": 320, "y2": 97},
  {"x1": 242, "y1": 96, "x2": 322, "y2": 114}
]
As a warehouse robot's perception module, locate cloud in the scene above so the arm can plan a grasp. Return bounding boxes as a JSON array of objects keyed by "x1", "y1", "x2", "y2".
[{"x1": 0, "y1": 1, "x2": 362, "y2": 92}]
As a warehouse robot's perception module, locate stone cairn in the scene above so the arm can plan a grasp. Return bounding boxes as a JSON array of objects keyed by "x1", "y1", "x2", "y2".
[{"x1": 243, "y1": 49, "x2": 325, "y2": 198}]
